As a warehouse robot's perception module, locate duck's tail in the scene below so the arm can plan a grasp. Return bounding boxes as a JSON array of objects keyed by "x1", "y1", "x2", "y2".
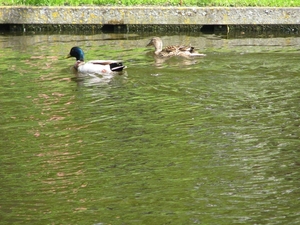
[
  {"x1": 190, "y1": 53, "x2": 206, "y2": 57},
  {"x1": 189, "y1": 47, "x2": 206, "y2": 57},
  {"x1": 110, "y1": 62, "x2": 126, "y2": 72}
]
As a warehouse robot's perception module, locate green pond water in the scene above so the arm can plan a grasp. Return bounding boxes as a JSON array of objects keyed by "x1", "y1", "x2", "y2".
[{"x1": 0, "y1": 31, "x2": 299, "y2": 225}]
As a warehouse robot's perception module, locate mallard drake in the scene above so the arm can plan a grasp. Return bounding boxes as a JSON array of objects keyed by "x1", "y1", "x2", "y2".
[
  {"x1": 146, "y1": 37, "x2": 206, "y2": 58},
  {"x1": 67, "y1": 47, "x2": 126, "y2": 74}
]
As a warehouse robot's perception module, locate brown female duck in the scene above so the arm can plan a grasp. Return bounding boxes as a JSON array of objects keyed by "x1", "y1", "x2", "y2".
[{"x1": 146, "y1": 37, "x2": 206, "y2": 58}]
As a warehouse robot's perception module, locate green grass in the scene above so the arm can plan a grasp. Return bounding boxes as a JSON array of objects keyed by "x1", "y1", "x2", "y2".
[{"x1": 0, "y1": 0, "x2": 299, "y2": 6}]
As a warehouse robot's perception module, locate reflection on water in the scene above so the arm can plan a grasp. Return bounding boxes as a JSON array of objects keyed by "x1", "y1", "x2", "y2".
[{"x1": 0, "y1": 31, "x2": 299, "y2": 225}]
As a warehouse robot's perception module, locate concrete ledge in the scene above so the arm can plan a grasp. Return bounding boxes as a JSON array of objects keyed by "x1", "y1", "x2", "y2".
[{"x1": 0, "y1": 6, "x2": 300, "y2": 25}]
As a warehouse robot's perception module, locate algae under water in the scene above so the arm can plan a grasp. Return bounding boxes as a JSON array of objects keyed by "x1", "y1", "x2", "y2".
[{"x1": 0, "y1": 32, "x2": 299, "y2": 225}]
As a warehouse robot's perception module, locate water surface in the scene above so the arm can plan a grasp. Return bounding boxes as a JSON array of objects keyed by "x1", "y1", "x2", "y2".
[{"x1": 0, "y1": 31, "x2": 299, "y2": 225}]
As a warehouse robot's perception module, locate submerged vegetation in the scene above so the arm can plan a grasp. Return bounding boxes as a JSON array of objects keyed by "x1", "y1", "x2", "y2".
[{"x1": 0, "y1": 0, "x2": 299, "y2": 6}]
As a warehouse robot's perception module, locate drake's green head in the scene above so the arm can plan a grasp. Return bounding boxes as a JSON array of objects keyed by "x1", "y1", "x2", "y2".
[{"x1": 67, "y1": 47, "x2": 85, "y2": 61}]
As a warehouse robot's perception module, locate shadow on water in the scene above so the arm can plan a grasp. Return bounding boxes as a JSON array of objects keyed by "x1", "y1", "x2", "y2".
[{"x1": 0, "y1": 29, "x2": 299, "y2": 225}]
